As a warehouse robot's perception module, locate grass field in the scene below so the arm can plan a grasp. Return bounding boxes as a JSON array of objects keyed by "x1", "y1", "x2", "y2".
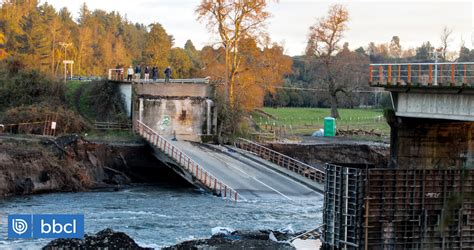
[{"x1": 253, "y1": 107, "x2": 390, "y2": 137}]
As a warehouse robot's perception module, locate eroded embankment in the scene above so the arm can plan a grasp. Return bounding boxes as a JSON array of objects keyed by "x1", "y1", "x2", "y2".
[
  {"x1": 265, "y1": 142, "x2": 389, "y2": 168},
  {"x1": 0, "y1": 135, "x2": 187, "y2": 197}
]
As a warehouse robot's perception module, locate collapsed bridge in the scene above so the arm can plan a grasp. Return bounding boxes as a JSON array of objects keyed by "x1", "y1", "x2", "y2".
[{"x1": 109, "y1": 75, "x2": 325, "y2": 201}]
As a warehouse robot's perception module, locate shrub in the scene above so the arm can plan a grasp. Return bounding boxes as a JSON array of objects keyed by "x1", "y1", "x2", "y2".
[
  {"x1": 0, "y1": 64, "x2": 65, "y2": 111},
  {"x1": 0, "y1": 105, "x2": 90, "y2": 135}
]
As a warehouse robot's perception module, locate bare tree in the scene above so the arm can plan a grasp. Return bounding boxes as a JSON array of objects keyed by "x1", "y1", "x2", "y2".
[
  {"x1": 306, "y1": 4, "x2": 349, "y2": 118},
  {"x1": 439, "y1": 26, "x2": 453, "y2": 61}
]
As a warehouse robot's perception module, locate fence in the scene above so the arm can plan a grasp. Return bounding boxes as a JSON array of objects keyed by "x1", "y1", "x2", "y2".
[
  {"x1": 369, "y1": 62, "x2": 474, "y2": 87},
  {"x1": 235, "y1": 138, "x2": 325, "y2": 184},
  {"x1": 136, "y1": 120, "x2": 238, "y2": 201},
  {"x1": 0, "y1": 115, "x2": 58, "y2": 136},
  {"x1": 94, "y1": 121, "x2": 131, "y2": 131}
]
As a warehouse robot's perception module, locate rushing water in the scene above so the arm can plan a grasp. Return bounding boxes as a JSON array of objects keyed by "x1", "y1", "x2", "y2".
[{"x1": 0, "y1": 184, "x2": 324, "y2": 249}]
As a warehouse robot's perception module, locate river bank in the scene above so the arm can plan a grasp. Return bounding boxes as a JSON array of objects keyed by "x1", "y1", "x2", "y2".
[{"x1": 0, "y1": 134, "x2": 187, "y2": 198}]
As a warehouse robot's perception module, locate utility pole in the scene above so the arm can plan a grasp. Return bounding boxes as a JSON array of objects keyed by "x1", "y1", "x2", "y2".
[
  {"x1": 59, "y1": 42, "x2": 73, "y2": 82},
  {"x1": 59, "y1": 42, "x2": 72, "y2": 62}
]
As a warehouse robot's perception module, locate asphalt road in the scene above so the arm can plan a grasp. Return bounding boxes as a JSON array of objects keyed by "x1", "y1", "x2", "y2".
[{"x1": 171, "y1": 141, "x2": 322, "y2": 201}]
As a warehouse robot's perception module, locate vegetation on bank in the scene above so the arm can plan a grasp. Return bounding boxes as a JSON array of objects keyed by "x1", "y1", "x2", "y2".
[{"x1": 0, "y1": 61, "x2": 130, "y2": 139}]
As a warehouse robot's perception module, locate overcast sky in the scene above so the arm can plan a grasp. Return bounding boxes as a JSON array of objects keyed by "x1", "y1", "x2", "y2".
[{"x1": 41, "y1": 0, "x2": 473, "y2": 56}]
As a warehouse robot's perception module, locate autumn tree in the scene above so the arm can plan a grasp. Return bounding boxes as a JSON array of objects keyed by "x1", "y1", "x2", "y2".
[
  {"x1": 196, "y1": 0, "x2": 272, "y2": 108},
  {"x1": 184, "y1": 39, "x2": 202, "y2": 76},
  {"x1": 0, "y1": 30, "x2": 6, "y2": 60},
  {"x1": 306, "y1": 4, "x2": 349, "y2": 118},
  {"x1": 234, "y1": 38, "x2": 292, "y2": 110},
  {"x1": 170, "y1": 47, "x2": 192, "y2": 78}
]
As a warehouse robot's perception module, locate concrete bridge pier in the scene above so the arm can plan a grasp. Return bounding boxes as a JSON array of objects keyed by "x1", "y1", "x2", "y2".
[{"x1": 132, "y1": 80, "x2": 217, "y2": 142}]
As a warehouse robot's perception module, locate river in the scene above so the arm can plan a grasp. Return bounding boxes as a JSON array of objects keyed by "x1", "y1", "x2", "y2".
[{"x1": 0, "y1": 184, "x2": 323, "y2": 249}]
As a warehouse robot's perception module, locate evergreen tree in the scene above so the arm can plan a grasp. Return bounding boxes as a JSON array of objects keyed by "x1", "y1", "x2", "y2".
[{"x1": 143, "y1": 23, "x2": 172, "y2": 70}]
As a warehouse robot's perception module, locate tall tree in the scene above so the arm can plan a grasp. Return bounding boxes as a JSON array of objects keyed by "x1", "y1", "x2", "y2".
[
  {"x1": 0, "y1": 30, "x2": 6, "y2": 59},
  {"x1": 196, "y1": 0, "x2": 272, "y2": 108},
  {"x1": 306, "y1": 4, "x2": 349, "y2": 118},
  {"x1": 439, "y1": 26, "x2": 453, "y2": 61},
  {"x1": 169, "y1": 47, "x2": 192, "y2": 78},
  {"x1": 389, "y1": 36, "x2": 401, "y2": 58},
  {"x1": 184, "y1": 39, "x2": 202, "y2": 76},
  {"x1": 142, "y1": 23, "x2": 172, "y2": 70},
  {"x1": 415, "y1": 41, "x2": 434, "y2": 61}
]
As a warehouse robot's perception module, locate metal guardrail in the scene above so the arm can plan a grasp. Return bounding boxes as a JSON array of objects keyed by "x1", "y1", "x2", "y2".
[
  {"x1": 234, "y1": 138, "x2": 325, "y2": 184},
  {"x1": 136, "y1": 120, "x2": 238, "y2": 201},
  {"x1": 369, "y1": 62, "x2": 474, "y2": 87}
]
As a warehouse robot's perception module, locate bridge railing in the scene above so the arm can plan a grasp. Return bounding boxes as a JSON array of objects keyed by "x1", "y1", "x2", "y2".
[
  {"x1": 235, "y1": 138, "x2": 325, "y2": 184},
  {"x1": 108, "y1": 68, "x2": 124, "y2": 81},
  {"x1": 369, "y1": 62, "x2": 474, "y2": 87},
  {"x1": 136, "y1": 120, "x2": 238, "y2": 201}
]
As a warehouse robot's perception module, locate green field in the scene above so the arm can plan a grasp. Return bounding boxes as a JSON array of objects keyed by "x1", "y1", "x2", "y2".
[{"x1": 253, "y1": 107, "x2": 390, "y2": 137}]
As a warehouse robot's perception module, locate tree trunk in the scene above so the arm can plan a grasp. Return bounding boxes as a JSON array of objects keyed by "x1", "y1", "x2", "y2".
[{"x1": 330, "y1": 93, "x2": 339, "y2": 118}]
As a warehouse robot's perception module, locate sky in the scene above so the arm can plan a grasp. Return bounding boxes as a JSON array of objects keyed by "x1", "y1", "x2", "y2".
[{"x1": 40, "y1": 0, "x2": 473, "y2": 56}]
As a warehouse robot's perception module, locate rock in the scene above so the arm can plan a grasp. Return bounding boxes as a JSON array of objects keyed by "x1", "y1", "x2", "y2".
[
  {"x1": 211, "y1": 227, "x2": 236, "y2": 236},
  {"x1": 163, "y1": 230, "x2": 297, "y2": 250},
  {"x1": 42, "y1": 228, "x2": 151, "y2": 250}
]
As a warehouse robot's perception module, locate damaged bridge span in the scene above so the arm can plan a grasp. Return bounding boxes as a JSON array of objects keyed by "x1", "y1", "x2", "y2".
[
  {"x1": 119, "y1": 77, "x2": 325, "y2": 201},
  {"x1": 136, "y1": 120, "x2": 324, "y2": 201}
]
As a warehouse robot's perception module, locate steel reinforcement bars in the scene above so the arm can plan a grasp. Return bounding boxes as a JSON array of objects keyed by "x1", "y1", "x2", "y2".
[
  {"x1": 235, "y1": 138, "x2": 325, "y2": 184},
  {"x1": 136, "y1": 120, "x2": 239, "y2": 201}
]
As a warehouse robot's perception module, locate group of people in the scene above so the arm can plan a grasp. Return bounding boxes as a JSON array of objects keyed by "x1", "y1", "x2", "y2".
[{"x1": 126, "y1": 65, "x2": 172, "y2": 83}]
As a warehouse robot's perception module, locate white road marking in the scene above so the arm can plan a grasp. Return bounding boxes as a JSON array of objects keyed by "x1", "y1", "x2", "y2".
[
  {"x1": 231, "y1": 148, "x2": 321, "y2": 196},
  {"x1": 251, "y1": 176, "x2": 294, "y2": 201},
  {"x1": 208, "y1": 151, "x2": 294, "y2": 201}
]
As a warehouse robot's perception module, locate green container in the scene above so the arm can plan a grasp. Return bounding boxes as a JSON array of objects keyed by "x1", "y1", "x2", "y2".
[{"x1": 324, "y1": 117, "x2": 336, "y2": 137}]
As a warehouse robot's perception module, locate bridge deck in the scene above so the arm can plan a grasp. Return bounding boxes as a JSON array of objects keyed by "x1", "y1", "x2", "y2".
[
  {"x1": 136, "y1": 121, "x2": 323, "y2": 201},
  {"x1": 172, "y1": 141, "x2": 323, "y2": 201}
]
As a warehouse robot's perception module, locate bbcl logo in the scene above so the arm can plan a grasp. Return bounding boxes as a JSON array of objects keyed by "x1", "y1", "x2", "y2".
[{"x1": 8, "y1": 214, "x2": 84, "y2": 239}]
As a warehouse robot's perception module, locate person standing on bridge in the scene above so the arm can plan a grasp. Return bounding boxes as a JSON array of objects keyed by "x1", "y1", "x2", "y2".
[
  {"x1": 152, "y1": 66, "x2": 158, "y2": 82},
  {"x1": 144, "y1": 66, "x2": 150, "y2": 81},
  {"x1": 127, "y1": 66, "x2": 133, "y2": 81},
  {"x1": 135, "y1": 65, "x2": 141, "y2": 81},
  {"x1": 164, "y1": 66, "x2": 172, "y2": 83}
]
